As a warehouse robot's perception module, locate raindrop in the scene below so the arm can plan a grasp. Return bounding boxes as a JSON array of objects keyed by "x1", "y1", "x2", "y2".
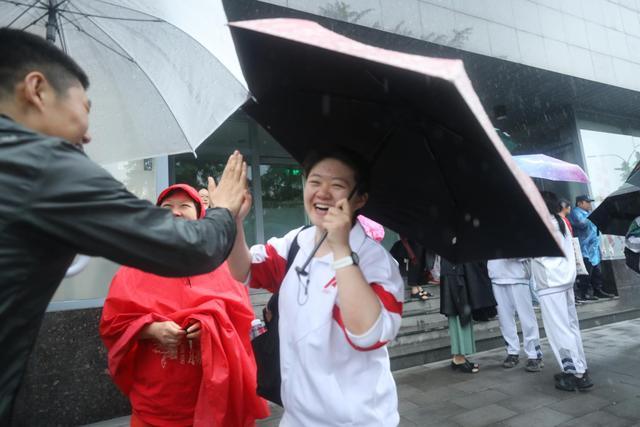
[
  {"x1": 473, "y1": 218, "x2": 480, "y2": 227},
  {"x1": 464, "y1": 213, "x2": 471, "y2": 222},
  {"x1": 452, "y1": 236, "x2": 457, "y2": 245}
]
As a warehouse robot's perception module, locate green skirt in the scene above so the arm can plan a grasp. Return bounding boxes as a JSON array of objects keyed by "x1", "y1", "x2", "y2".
[{"x1": 448, "y1": 315, "x2": 476, "y2": 355}]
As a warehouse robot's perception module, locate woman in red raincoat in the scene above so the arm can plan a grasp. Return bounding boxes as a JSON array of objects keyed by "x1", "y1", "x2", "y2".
[{"x1": 100, "y1": 184, "x2": 268, "y2": 427}]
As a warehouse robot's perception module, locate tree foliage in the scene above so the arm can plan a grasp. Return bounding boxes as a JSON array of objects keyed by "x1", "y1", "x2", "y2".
[{"x1": 261, "y1": 166, "x2": 303, "y2": 203}]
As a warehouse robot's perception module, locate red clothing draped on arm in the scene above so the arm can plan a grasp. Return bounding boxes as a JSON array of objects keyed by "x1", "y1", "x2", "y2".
[{"x1": 100, "y1": 263, "x2": 269, "y2": 426}]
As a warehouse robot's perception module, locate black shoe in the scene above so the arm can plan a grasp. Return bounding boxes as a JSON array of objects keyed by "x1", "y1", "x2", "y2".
[
  {"x1": 555, "y1": 369, "x2": 589, "y2": 379},
  {"x1": 555, "y1": 373, "x2": 578, "y2": 391},
  {"x1": 582, "y1": 294, "x2": 599, "y2": 301},
  {"x1": 593, "y1": 290, "x2": 614, "y2": 298},
  {"x1": 575, "y1": 373, "x2": 594, "y2": 390},
  {"x1": 554, "y1": 372, "x2": 593, "y2": 391},
  {"x1": 525, "y1": 358, "x2": 543, "y2": 372},
  {"x1": 503, "y1": 354, "x2": 519, "y2": 368},
  {"x1": 451, "y1": 359, "x2": 479, "y2": 373}
]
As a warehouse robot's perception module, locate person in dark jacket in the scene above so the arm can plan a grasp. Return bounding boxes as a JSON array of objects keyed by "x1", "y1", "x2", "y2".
[
  {"x1": 0, "y1": 29, "x2": 248, "y2": 421},
  {"x1": 440, "y1": 259, "x2": 497, "y2": 373},
  {"x1": 390, "y1": 237, "x2": 432, "y2": 301}
]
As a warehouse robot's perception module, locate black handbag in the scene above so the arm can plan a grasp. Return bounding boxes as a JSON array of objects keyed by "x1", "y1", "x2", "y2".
[
  {"x1": 625, "y1": 247, "x2": 640, "y2": 274},
  {"x1": 251, "y1": 226, "x2": 308, "y2": 406}
]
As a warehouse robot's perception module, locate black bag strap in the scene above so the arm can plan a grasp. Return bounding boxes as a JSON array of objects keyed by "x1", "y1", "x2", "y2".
[
  {"x1": 285, "y1": 225, "x2": 312, "y2": 273},
  {"x1": 265, "y1": 225, "x2": 312, "y2": 316}
]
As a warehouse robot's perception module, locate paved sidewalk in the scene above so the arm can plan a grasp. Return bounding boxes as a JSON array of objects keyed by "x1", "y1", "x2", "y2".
[{"x1": 86, "y1": 318, "x2": 640, "y2": 427}]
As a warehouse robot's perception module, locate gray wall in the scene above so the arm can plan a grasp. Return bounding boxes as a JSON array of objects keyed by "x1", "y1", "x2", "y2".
[
  {"x1": 12, "y1": 308, "x2": 129, "y2": 426},
  {"x1": 260, "y1": 0, "x2": 640, "y2": 92}
]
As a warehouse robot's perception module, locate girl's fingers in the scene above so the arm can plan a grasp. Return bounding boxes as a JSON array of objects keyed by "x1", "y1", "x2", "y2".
[
  {"x1": 207, "y1": 176, "x2": 217, "y2": 193},
  {"x1": 335, "y1": 199, "x2": 348, "y2": 210},
  {"x1": 240, "y1": 161, "x2": 248, "y2": 187}
]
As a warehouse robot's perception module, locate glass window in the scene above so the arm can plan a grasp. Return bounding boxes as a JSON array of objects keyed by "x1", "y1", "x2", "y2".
[
  {"x1": 260, "y1": 164, "x2": 306, "y2": 239},
  {"x1": 172, "y1": 153, "x2": 258, "y2": 247},
  {"x1": 170, "y1": 110, "x2": 308, "y2": 244},
  {"x1": 51, "y1": 159, "x2": 158, "y2": 303},
  {"x1": 579, "y1": 125, "x2": 640, "y2": 259}
]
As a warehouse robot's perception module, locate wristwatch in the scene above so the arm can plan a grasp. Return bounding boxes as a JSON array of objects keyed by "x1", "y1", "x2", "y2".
[{"x1": 332, "y1": 252, "x2": 359, "y2": 270}]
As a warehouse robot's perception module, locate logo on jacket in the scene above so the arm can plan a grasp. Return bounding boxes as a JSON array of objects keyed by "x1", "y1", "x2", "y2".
[{"x1": 323, "y1": 277, "x2": 337, "y2": 293}]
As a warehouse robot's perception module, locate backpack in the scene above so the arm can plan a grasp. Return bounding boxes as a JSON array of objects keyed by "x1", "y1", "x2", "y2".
[{"x1": 251, "y1": 226, "x2": 310, "y2": 406}]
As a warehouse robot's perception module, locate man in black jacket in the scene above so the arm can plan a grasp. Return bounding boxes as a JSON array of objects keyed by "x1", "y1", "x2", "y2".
[{"x1": 0, "y1": 28, "x2": 249, "y2": 421}]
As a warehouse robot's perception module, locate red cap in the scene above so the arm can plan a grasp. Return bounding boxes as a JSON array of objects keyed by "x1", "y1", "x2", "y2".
[{"x1": 156, "y1": 184, "x2": 206, "y2": 219}]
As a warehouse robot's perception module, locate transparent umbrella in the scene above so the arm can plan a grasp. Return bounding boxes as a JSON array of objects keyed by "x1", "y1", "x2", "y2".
[
  {"x1": 513, "y1": 154, "x2": 589, "y2": 183},
  {"x1": 1, "y1": 0, "x2": 248, "y2": 164}
]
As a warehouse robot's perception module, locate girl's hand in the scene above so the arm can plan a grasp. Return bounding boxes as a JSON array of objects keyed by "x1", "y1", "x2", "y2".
[
  {"x1": 323, "y1": 198, "x2": 353, "y2": 256},
  {"x1": 237, "y1": 190, "x2": 253, "y2": 223}
]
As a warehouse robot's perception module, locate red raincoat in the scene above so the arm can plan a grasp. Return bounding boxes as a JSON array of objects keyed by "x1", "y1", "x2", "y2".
[{"x1": 100, "y1": 263, "x2": 269, "y2": 426}]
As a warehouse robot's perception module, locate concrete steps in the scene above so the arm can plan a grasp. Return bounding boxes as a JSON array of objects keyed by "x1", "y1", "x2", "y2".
[
  {"x1": 247, "y1": 283, "x2": 640, "y2": 372},
  {"x1": 390, "y1": 295, "x2": 640, "y2": 370}
]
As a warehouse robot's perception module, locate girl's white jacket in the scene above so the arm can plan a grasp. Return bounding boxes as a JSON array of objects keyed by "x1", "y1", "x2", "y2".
[
  {"x1": 532, "y1": 215, "x2": 577, "y2": 296},
  {"x1": 247, "y1": 223, "x2": 404, "y2": 426},
  {"x1": 487, "y1": 258, "x2": 530, "y2": 285}
]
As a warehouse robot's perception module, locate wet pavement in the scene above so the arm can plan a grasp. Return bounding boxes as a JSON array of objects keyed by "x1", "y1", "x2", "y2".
[{"x1": 86, "y1": 318, "x2": 640, "y2": 427}]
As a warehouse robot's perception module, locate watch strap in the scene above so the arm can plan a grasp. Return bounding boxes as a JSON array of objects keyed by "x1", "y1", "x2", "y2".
[{"x1": 332, "y1": 254, "x2": 356, "y2": 270}]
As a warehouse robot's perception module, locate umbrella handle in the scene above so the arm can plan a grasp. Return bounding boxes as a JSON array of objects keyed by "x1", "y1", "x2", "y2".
[{"x1": 295, "y1": 231, "x2": 327, "y2": 277}]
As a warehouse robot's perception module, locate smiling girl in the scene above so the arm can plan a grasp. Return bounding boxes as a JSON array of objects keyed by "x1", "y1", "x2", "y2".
[{"x1": 228, "y1": 148, "x2": 404, "y2": 426}]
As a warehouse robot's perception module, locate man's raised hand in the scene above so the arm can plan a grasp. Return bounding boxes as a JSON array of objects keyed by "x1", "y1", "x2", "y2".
[{"x1": 208, "y1": 151, "x2": 248, "y2": 218}]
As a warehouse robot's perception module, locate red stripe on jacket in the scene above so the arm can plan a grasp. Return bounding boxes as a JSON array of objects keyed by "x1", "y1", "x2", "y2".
[
  {"x1": 332, "y1": 305, "x2": 388, "y2": 351},
  {"x1": 371, "y1": 283, "x2": 403, "y2": 315},
  {"x1": 249, "y1": 244, "x2": 287, "y2": 293}
]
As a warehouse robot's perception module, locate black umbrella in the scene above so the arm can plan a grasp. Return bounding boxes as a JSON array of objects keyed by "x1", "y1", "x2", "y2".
[
  {"x1": 230, "y1": 18, "x2": 562, "y2": 262},
  {"x1": 590, "y1": 163, "x2": 640, "y2": 236}
]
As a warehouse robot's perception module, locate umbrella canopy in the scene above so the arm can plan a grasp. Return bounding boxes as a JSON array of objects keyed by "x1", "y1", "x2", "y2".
[
  {"x1": 513, "y1": 154, "x2": 589, "y2": 183},
  {"x1": 357, "y1": 215, "x2": 385, "y2": 243},
  {"x1": 626, "y1": 161, "x2": 640, "y2": 187},
  {"x1": 229, "y1": 18, "x2": 562, "y2": 262},
  {"x1": 1, "y1": 0, "x2": 248, "y2": 164},
  {"x1": 590, "y1": 162, "x2": 640, "y2": 236},
  {"x1": 589, "y1": 184, "x2": 640, "y2": 236}
]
